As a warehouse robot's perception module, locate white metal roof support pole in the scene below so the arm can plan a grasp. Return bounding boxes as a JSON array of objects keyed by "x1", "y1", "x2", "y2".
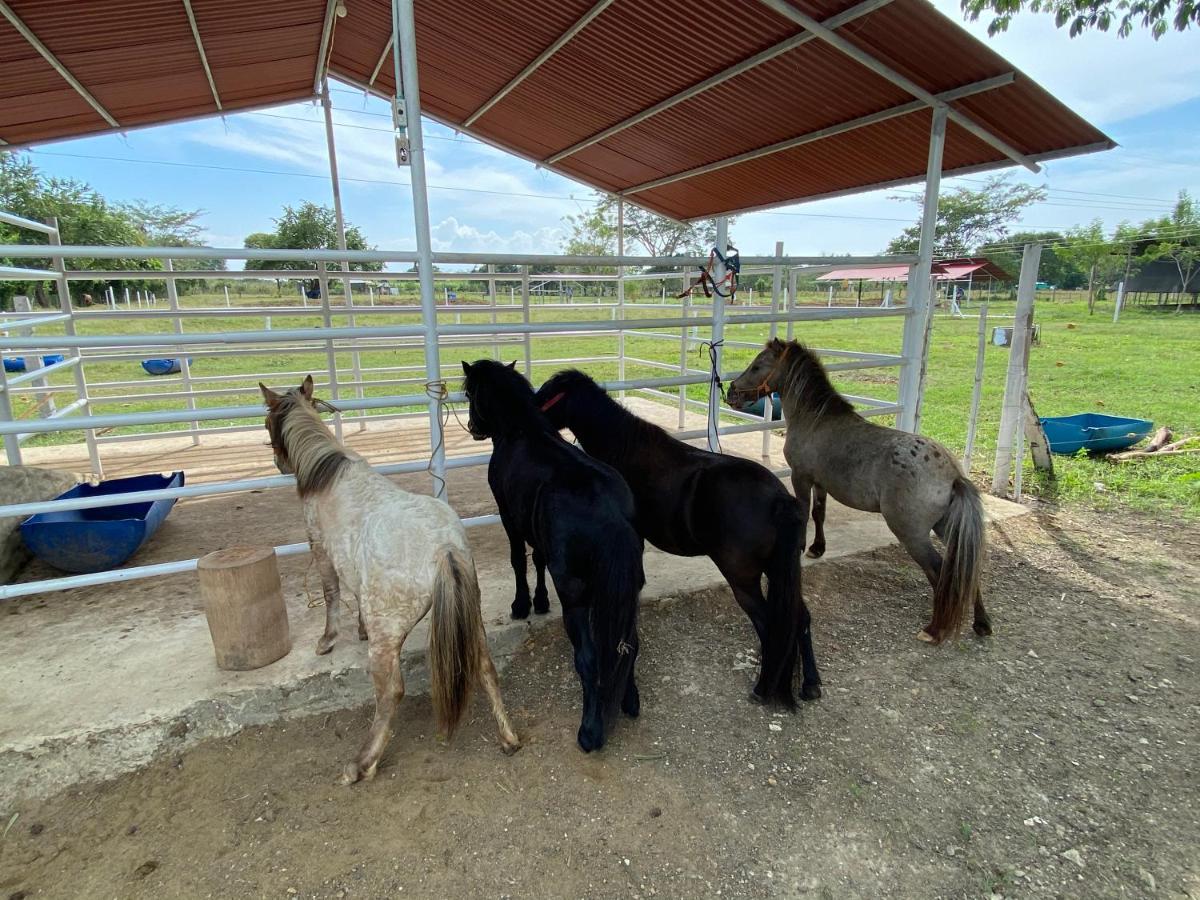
[
  {"x1": 707, "y1": 216, "x2": 729, "y2": 452},
  {"x1": 49, "y1": 218, "x2": 101, "y2": 475},
  {"x1": 164, "y1": 260, "x2": 200, "y2": 446},
  {"x1": 896, "y1": 108, "x2": 946, "y2": 433},
  {"x1": 521, "y1": 265, "x2": 532, "y2": 377},
  {"x1": 617, "y1": 197, "x2": 626, "y2": 399},
  {"x1": 394, "y1": 0, "x2": 446, "y2": 500},
  {"x1": 0, "y1": 357, "x2": 20, "y2": 465},
  {"x1": 991, "y1": 242, "x2": 1042, "y2": 496},
  {"x1": 322, "y1": 80, "x2": 366, "y2": 431},
  {"x1": 787, "y1": 268, "x2": 798, "y2": 341},
  {"x1": 962, "y1": 300, "x2": 989, "y2": 470}
]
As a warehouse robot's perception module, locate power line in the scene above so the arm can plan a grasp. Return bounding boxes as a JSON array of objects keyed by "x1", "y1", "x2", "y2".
[{"x1": 28, "y1": 149, "x2": 584, "y2": 203}]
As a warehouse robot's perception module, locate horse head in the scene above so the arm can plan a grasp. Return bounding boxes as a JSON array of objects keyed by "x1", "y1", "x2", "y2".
[
  {"x1": 727, "y1": 338, "x2": 791, "y2": 408},
  {"x1": 460, "y1": 359, "x2": 528, "y2": 440},
  {"x1": 532, "y1": 368, "x2": 601, "y2": 431}
]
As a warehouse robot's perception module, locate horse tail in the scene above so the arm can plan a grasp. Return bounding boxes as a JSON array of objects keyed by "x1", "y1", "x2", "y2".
[
  {"x1": 763, "y1": 500, "x2": 804, "y2": 708},
  {"x1": 930, "y1": 477, "x2": 986, "y2": 641},
  {"x1": 591, "y1": 527, "x2": 644, "y2": 716},
  {"x1": 428, "y1": 544, "x2": 482, "y2": 737}
]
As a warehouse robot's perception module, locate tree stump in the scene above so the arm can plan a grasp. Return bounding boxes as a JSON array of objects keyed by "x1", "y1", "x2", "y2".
[{"x1": 198, "y1": 546, "x2": 291, "y2": 671}]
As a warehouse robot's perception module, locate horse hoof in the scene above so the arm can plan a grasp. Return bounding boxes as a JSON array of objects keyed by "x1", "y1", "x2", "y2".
[
  {"x1": 621, "y1": 688, "x2": 641, "y2": 719},
  {"x1": 315, "y1": 635, "x2": 336, "y2": 655},
  {"x1": 801, "y1": 683, "x2": 822, "y2": 701},
  {"x1": 533, "y1": 595, "x2": 550, "y2": 615},
  {"x1": 917, "y1": 629, "x2": 937, "y2": 643},
  {"x1": 358, "y1": 630, "x2": 368, "y2": 641},
  {"x1": 339, "y1": 762, "x2": 362, "y2": 785},
  {"x1": 973, "y1": 620, "x2": 993, "y2": 637},
  {"x1": 749, "y1": 688, "x2": 769, "y2": 705},
  {"x1": 577, "y1": 723, "x2": 605, "y2": 753},
  {"x1": 806, "y1": 545, "x2": 825, "y2": 559},
  {"x1": 500, "y1": 737, "x2": 522, "y2": 756},
  {"x1": 511, "y1": 603, "x2": 531, "y2": 621}
]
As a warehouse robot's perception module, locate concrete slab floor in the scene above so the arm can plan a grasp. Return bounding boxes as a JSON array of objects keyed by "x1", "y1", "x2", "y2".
[{"x1": 1, "y1": 398, "x2": 1027, "y2": 805}]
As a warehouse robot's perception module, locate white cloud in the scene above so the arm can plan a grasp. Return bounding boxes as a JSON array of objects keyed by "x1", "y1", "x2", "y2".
[{"x1": 430, "y1": 217, "x2": 563, "y2": 254}]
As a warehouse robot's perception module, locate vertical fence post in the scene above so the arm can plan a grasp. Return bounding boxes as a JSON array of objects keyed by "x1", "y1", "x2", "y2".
[
  {"x1": 617, "y1": 197, "x2": 626, "y2": 399},
  {"x1": 317, "y1": 262, "x2": 343, "y2": 442},
  {"x1": 165, "y1": 259, "x2": 200, "y2": 446},
  {"x1": 394, "y1": 0, "x2": 445, "y2": 500},
  {"x1": 678, "y1": 268, "x2": 690, "y2": 430},
  {"x1": 707, "y1": 217, "x2": 729, "y2": 452},
  {"x1": 48, "y1": 218, "x2": 101, "y2": 475},
  {"x1": 1113, "y1": 281, "x2": 1125, "y2": 323},
  {"x1": 896, "y1": 106, "x2": 946, "y2": 434},
  {"x1": 787, "y1": 268, "x2": 798, "y2": 342},
  {"x1": 488, "y1": 263, "x2": 499, "y2": 361},
  {"x1": 763, "y1": 241, "x2": 783, "y2": 459},
  {"x1": 0, "y1": 354, "x2": 20, "y2": 465},
  {"x1": 521, "y1": 265, "x2": 532, "y2": 378},
  {"x1": 992, "y1": 243, "x2": 1042, "y2": 496},
  {"x1": 962, "y1": 301, "x2": 989, "y2": 470}
]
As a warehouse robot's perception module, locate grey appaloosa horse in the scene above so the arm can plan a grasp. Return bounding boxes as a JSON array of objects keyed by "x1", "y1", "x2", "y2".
[{"x1": 728, "y1": 339, "x2": 990, "y2": 643}]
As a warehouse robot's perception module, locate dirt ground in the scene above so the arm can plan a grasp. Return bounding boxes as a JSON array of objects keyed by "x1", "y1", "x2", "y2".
[{"x1": 2, "y1": 504, "x2": 1198, "y2": 900}]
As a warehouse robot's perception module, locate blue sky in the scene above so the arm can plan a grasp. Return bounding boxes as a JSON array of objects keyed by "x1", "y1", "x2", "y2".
[{"x1": 16, "y1": 0, "x2": 1200, "y2": 261}]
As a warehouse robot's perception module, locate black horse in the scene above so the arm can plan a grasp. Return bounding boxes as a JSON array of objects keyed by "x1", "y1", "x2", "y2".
[
  {"x1": 461, "y1": 359, "x2": 645, "y2": 752},
  {"x1": 534, "y1": 369, "x2": 821, "y2": 708}
]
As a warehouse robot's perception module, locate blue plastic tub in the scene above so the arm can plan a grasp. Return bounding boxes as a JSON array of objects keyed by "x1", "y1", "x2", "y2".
[
  {"x1": 739, "y1": 392, "x2": 783, "y2": 421},
  {"x1": 141, "y1": 358, "x2": 183, "y2": 376},
  {"x1": 1038, "y1": 413, "x2": 1154, "y2": 455},
  {"x1": 20, "y1": 471, "x2": 185, "y2": 573},
  {"x1": 3, "y1": 354, "x2": 66, "y2": 373}
]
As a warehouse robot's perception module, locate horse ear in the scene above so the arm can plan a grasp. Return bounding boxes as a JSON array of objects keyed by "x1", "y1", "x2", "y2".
[
  {"x1": 300, "y1": 374, "x2": 314, "y2": 400},
  {"x1": 259, "y1": 383, "x2": 280, "y2": 409},
  {"x1": 507, "y1": 360, "x2": 516, "y2": 370},
  {"x1": 461, "y1": 360, "x2": 471, "y2": 375},
  {"x1": 768, "y1": 337, "x2": 784, "y2": 351}
]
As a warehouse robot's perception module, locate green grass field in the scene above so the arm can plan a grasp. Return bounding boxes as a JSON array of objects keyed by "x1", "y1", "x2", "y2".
[{"x1": 8, "y1": 288, "x2": 1198, "y2": 518}]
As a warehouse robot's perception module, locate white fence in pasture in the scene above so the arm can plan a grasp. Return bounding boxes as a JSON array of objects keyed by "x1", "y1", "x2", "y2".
[{"x1": 1, "y1": 220, "x2": 924, "y2": 600}]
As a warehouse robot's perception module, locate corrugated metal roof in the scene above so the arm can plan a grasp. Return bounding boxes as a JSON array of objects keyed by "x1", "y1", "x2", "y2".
[{"x1": 0, "y1": 0, "x2": 1113, "y2": 221}]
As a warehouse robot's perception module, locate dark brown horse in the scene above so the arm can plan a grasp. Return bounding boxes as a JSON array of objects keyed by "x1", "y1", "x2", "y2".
[
  {"x1": 728, "y1": 339, "x2": 989, "y2": 643},
  {"x1": 534, "y1": 369, "x2": 820, "y2": 707}
]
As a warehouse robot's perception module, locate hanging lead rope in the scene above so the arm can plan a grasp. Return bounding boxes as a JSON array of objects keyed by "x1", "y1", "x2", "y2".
[{"x1": 698, "y1": 339, "x2": 724, "y2": 453}]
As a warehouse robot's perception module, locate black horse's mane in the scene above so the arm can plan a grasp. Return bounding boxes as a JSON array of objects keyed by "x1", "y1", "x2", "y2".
[
  {"x1": 464, "y1": 360, "x2": 554, "y2": 435},
  {"x1": 775, "y1": 340, "x2": 855, "y2": 421},
  {"x1": 540, "y1": 369, "x2": 672, "y2": 459}
]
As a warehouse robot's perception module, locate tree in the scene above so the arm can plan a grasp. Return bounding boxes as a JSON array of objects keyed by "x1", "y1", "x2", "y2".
[
  {"x1": 960, "y1": 0, "x2": 1198, "y2": 39},
  {"x1": 1142, "y1": 190, "x2": 1200, "y2": 312},
  {"x1": 1, "y1": 152, "x2": 166, "y2": 307},
  {"x1": 1057, "y1": 219, "x2": 1128, "y2": 313},
  {"x1": 980, "y1": 230, "x2": 1087, "y2": 288},
  {"x1": 564, "y1": 196, "x2": 724, "y2": 263},
  {"x1": 885, "y1": 175, "x2": 1047, "y2": 257},
  {"x1": 244, "y1": 202, "x2": 381, "y2": 295}
]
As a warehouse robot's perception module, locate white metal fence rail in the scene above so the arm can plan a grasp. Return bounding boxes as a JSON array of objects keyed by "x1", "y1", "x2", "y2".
[{"x1": 1, "y1": 237, "x2": 920, "y2": 599}]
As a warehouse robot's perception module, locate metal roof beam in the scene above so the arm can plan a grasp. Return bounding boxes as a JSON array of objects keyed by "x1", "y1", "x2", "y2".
[
  {"x1": 545, "y1": 0, "x2": 895, "y2": 165},
  {"x1": 368, "y1": 36, "x2": 394, "y2": 85},
  {"x1": 182, "y1": 0, "x2": 221, "y2": 110},
  {"x1": 755, "y1": 0, "x2": 1039, "y2": 173},
  {"x1": 622, "y1": 73, "x2": 1015, "y2": 196},
  {"x1": 464, "y1": 0, "x2": 616, "y2": 127},
  {"x1": 680, "y1": 140, "x2": 1115, "y2": 222},
  {"x1": 313, "y1": 0, "x2": 339, "y2": 94},
  {"x1": 0, "y1": 0, "x2": 118, "y2": 128}
]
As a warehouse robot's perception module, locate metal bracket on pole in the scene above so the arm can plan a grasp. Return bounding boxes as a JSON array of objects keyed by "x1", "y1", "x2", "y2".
[{"x1": 392, "y1": 96, "x2": 410, "y2": 166}]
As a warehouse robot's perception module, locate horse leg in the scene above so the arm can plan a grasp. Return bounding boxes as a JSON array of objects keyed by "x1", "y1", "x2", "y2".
[
  {"x1": 562, "y1": 603, "x2": 604, "y2": 752},
  {"x1": 620, "y1": 629, "x2": 640, "y2": 718},
  {"x1": 500, "y1": 513, "x2": 532, "y2": 620},
  {"x1": 892, "y1": 528, "x2": 945, "y2": 643},
  {"x1": 312, "y1": 540, "x2": 342, "y2": 656},
  {"x1": 357, "y1": 599, "x2": 368, "y2": 641},
  {"x1": 725, "y1": 575, "x2": 776, "y2": 703},
  {"x1": 474, "y1": 623, "x2": 521, "y2": 754},
  {"x1": 531, "y1": 546, "x2": 550, "y2": 615},
  {"x1": 972, "y1": 589, "x2": 993, "y2": 637},
  {"x1": 789, "y1": 471, "x2": 814, "y2": 558},
  {"x1": 342, "y1": 632, "x2": 405, "y2": 784},
  {"x1": 807, "y1": 486, "x2": 828, "y2": 559}
]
